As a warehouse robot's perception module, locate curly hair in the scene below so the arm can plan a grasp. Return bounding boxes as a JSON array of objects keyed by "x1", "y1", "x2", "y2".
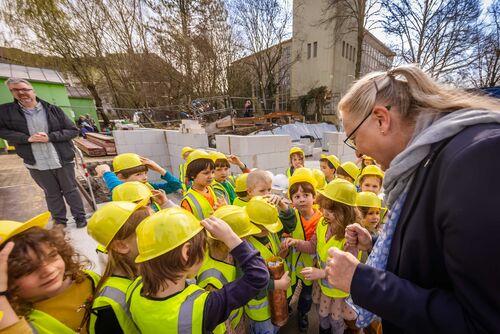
[
  {"x1": 317, "y1": 194, "x2": 362, "y2": 240},
  {"x1": 3, "y1": 227, "x2": 91, "y2": 316}
]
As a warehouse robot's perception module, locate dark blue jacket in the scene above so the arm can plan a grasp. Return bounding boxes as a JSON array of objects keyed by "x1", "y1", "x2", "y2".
[{"x1": 351, "y1": 123, "x2": 500, "y2": 333}]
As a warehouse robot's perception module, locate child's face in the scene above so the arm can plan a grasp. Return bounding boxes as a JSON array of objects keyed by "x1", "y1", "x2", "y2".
[
  {"x1": 320, "y1": 208, "x2": 336, "y2": 225},
  {"x1": 320, "y1": 161, "x2": 335, "y2": 180},
  {"x1": 13, "y1": 243, "x2": 66, "y2": 302},
  {"x1": 360, "y1": 176, "x2": 381, "y2": 194},
  {"x1": 247, "y1": 180, "x2": 272, "y2": 197},
  {"x1": 193, "y1": 167, "x2": 214, "y2": 188},
  {"x1": 363, "y1": 208, "x2": 381, "y2": 230},
  {"x1": 336, "y1": 174, "x2": 354, "y2": 183},
  {"x1": 363, "y1": 159, "x2": 375, "y2": 166},
  {"x1": 123, "y1": 171, "x2": 148, "y2": 183},
  {"x1": 214, "y1": 166, "x2": 230, "y2": 182},
  {"x1": 291, "y1": 187, "x2": 314, "y2": 212},
  {"x1": 291, "y1": 154, "x2": 304, "y2": 169}
]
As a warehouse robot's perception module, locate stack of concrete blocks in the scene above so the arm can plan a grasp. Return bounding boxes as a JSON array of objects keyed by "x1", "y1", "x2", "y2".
[
  {"x1": 164, "y1": 130, "x2": 209, "y2": 178},
  {"x1": 323, "y1": 131, "x2": 357, "y2": 163},
  {"x1": 112, "y1": 129, "x2": 172, "y2": 183},
  {"x1": 180, "y1": 120, "x2": 206, "y2": 134},
  {"x1": 216, "y1": 134, "x2": 292, "y2": 175}
]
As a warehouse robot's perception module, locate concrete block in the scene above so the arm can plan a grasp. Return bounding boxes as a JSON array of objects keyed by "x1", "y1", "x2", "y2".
[
  {"x1": 215, "y1": 135, "x2": 230, "y2": 154},
  {"x1": 164, "y1": 130, "x2": 179, "y2": 146}
]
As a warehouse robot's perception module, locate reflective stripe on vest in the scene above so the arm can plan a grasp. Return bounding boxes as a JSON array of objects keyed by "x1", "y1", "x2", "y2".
[
  {"x1": 197, "y1": 268, "x2": 229, "y2": 286},
  {"x1": 184, "y1": 187, "x2": 215, "y2": 220},
  {"x1": 178, "y1": 289, "x2": 205, "y2": 333},
  {"x1": 212, "y1": 181, "x2": 229, "y2": 203}
]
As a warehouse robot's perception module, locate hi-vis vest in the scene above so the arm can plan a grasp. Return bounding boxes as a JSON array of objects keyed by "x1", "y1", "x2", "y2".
[
  {"x1": 212, "y1": 177, "x2": 236, "y2": 204},
  {"x1": 89, "y1": 276, "x2": 139, "y2": 334},
  {"x1": 286, "y1": 210, "x2": 320, "y2": 287},
  {"x1": 316, "y1": 219, "x2": 361, "y2": 298},
  {"x1": 196, "y1": 252, "x2": 243, "y2": 333},
  {"x1": 179, "y1": 163, "x2": 188, "y2": 192},
  {"x1": 27, "y1": 270, "x2": 100, "y2": 334},
  {"x1": 183, "y1": 186, "x2": 216, "y2": 220},
  {"x1": 126, "y1": 278, "x2": 209, "y2": 333},
  {"x1": 286, "y1": 167, "x2": 292, "y2": 178},
  {"x1": 233, "y1": 197, "x2": 248, "y2": 207},
  {"x1": 245, "y1": 234, "x2": 292, "y2": 322}
]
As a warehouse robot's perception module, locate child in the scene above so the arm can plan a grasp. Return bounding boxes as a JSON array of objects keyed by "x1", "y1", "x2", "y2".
[
  {"x1": 179, "y1": 146, "x2": 194, "y2": 192},
  {"x1": 181, "y1": 150, "x2": 226, "y2": 219},
  {"x1": 282, "y1": 179, "x2": 362, "y2": 334},
  {"x1": 335, "y1": 161, "x2": 360, "y2": 184},
  {"x1": 284, "y1": 168, "x2": 323, "y2": 332},
  {"x1": 319, "y1": 154, "x2": 340, "y2": 183},
  {"x1": 0, "y1": 212, "x2": 100, "y2": 333},
  {"x1": 312, "y1": 168, "x2": 326, "y2": 191},
  {"x1": 360, "y1": 155, "x2": 376, "y2": 169},
  {"x1": 112, "y1": 181, "x2": 177, "y2": 212},
  {"x1": 356, "y1": 191, "x2": 387, "y2": 239},
  {"x1": 244, "y1": 196, "x2": 294, "y2": 333},
  {"x1": 358, "y1": 165, "x2": 384, "y2": 195},
  {"x1": 212, "y1": 152, "x2": 250, "y2": 205},
  {"x1": 95, "y1": 153, "x2": 182, "y2": 194},
  {"x1": 87, "y1": 201, "x2": 152, "y2": 334},
  {"x1": 286, "y1": 147, "x2": 305, "y2": 177},
  {"x1": 196, "y1": 205, "x2": 261, "y2": 333},
  {"x1": 233, "y1": 173, "x2": 251, "y2": 207},
  {"x1": 126, "y1": 208, "x2": 269, "y2": 333}
]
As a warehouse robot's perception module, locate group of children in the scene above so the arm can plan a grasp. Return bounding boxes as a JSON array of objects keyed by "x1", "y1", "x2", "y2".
[{"x1": 0, "y1": 146, "x2": 387, "y2": 334}]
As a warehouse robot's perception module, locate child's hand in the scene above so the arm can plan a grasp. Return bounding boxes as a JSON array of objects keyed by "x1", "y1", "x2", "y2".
[
  {"x1": 151, "y1": 189, "x2": 168, "y2": 206},
  {"x1": 0, "y1": 242, "x2": 14, "y2": 292},
  {"x1": 264, "y1": 194, "x2": 288, "y2": 211},
  {"x1": 280, "y1": 238, "x2": 297, "y2": 252},
  {"x1": 213, "y1": 196, "x2": 227, "y2": 211},
  {"x1": 300, "y1": 267, "x2": 325, "y2": 281},
  {"x1": 227, "y1": 155, "x2": 245, "y2": 168},
  {"x1": 95, "y1": 164, "x2": 111, "y2": 177},
  {"x1": 201, "y1": 216, "x2": 241, "y2": 250},
  {"x1": 140, "y1": 157, "x2": 166, "y2": 175},
  {"x1": 345, "y1": 223, "x2": 373, "y2": 251},
  {"x1": 274, "y1": 271, "x2": 291, "y2": 290}
]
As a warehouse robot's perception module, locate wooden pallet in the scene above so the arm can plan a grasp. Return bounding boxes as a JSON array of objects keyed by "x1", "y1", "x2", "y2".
[
  {"x1": 74, "y1": 138, "x2": 107, "y2": 157},
  {"x1": 85, "y1": 133, "x2": 116, "y2": 155}
]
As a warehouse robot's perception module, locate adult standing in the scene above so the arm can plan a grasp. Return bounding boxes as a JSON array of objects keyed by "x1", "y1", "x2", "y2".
[
  {"x1": 243, "y1": 99, "x2": 253, "y2": 117},
  {"x1": 325, "y1": 65, "x2": 500, "y2": 333},
  {"x1": 0, "y1": 78, "x2": 87, "y2": 228}
]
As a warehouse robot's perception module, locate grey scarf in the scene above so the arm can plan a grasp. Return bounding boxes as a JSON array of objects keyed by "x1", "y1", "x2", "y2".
[{"x1": 383, "y1": 108, "x2": 500, "y2": 208}]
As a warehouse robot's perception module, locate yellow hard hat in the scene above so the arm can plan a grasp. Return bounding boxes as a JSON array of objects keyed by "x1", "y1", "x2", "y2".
[
  {"x1": 317, "y1": 178, "x2": 357, "y2": 206},
  {"x1": 88, "y1": 199, "x2": 149, "y2": 250},
  {"x1": 185, "y1": 149, "x2": 216, "y2": 170},
  {"x1": 213, "y1": 205, "x2": 260, "y2": 239},
  {"x1": 181, "y1": 146, "x2": 194, "y2": 158},
  {"x1": 362, "y1": 155, "x2": 375, "y2": 161},
  {"x1": 112, "y1": 181, "x2": 152, "y2": 203},
  {"x1": 360, "y1": 165, "x2": 384, "y2": 180},
  {"x1": 320, "y1": 154, "x2": 341, "y2": 170},
  {"x1": 356, "y1": 191, "x2": 387, "y2": 216},
  {"x1": 288, "y1": 168, "x2": 317, "y2": 197},
  {"x1": 312, "y1": 169, "x2": 326, "y2": 190},
  {"x1": 234, "y1": 173, "x2": 248, "y2": 193},
  {"x1": 135, "y1": 207, "x2": 204, "y2": 263},
  {"x1": 289, "y1": 146, "x2": 304, "y2": 158},
  {"x1": 113, "y1": 153, "x2": 143, "y2": 173},
  {"x1": 340, "y1": 161, "x2": 360, "y2": 181},
  {"x1": 246, "y1": 196, "x2": 283, "y2": 233},
  {"x1": 211, "y1": 151, "x2": 228, "y2": 161},
  {"x1": 0, "y1": 212, "x2": 51, "y2": 245}
]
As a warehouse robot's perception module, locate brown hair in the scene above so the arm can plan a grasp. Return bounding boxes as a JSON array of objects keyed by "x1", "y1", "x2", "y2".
[
  {"x1": 359, "y1": 175, "x2": 383, "y2": 187},
  {"x1": 117, "y1": 165, "x2": 148, "y2": 179},
  {"x1": 320, "y1": 158, "x2": 335, "y2": 169},
  {"x1": 139, "y1": 230, "x2": 207, "y2": 296},
  {"x1": 336, "y1": 167, "x2": 354, "y2": 182},
  {"x1": 214, "y1": 159, "x2": 230, "y2": 169},
  {"x1": 207, "y1": 238, "x2": 230, "y2": 262},
  {"x1": 289, "y1": 182, "x2": 315, "y2": 198},
  {"x1": 236, "y1": 190, "x2": 248, "y2": 198},
  {"x1": 289, "y1": 152, "x2": 304, "y2": 164},
  {"x1": 3, "y1": 227, "x2": 91, "y2": 316},
  {"x1": 186, "y1": 159, "x2": 215, "y2": 181},
  {"x1": 317, "y1": 194, "x2": 361, "y2": 240}
]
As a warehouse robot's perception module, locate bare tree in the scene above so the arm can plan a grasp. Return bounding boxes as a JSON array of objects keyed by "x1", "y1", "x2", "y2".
[
  {"x1": 322, "y1": 0, "x2": 382, "y2": 79},
  {"x1": 382, "y1": 0, "x2": 481, "y2": 79}
]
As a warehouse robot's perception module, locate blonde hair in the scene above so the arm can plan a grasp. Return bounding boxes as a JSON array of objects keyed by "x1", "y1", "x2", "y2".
[
  {"x1": 338, "y1": 64, "x2": 500, "y2": 123},
  {"x1": 247, "y1": 169, "x2": 272, "y2": 190}
]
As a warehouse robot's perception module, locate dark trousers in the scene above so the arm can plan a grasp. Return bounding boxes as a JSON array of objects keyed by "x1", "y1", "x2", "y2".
[
  {"x1": 29, "y1": 163, "x2": 86, "y2": 225},
  {"x1": 290, "y1": 279, "x2": 313, "y2": 315}
]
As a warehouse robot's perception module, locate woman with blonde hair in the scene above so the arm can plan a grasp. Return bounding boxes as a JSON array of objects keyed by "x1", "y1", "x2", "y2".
[{"x1": 323, "y1": 64, "x2": 500, "y2": 333}]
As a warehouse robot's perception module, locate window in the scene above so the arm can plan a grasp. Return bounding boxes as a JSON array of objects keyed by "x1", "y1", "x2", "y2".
[
  {"x1": 349, "y1": 45, "x2": 352, "y2": 61},
  {"x1": 307, "y1": 43, "x2": 311, "y2": 59},
  {"x1": 342, "y1": 41, "x2": 345, "y2": 57},
  {"x1": 353, "y1": 48, "x2": 356, "y2": 62},
  {"x1": 313, "y1": 42, "x2": 317, "y2": 57}
]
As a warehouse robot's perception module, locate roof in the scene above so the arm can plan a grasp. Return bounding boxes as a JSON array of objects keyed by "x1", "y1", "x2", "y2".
[
  {"x1": 363, "y1": 30, "x2": 396, "y2": 57},
  {"x1": 66, "y1": 86, "x2": 93, "y2": 98},
  {"x1": 0, "y1": 62, "x2": 66, "y2": 84}
]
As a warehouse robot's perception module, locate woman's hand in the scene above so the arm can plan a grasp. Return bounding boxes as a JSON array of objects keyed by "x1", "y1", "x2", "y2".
[
  {"x1": 300, "y1": 267, "x2": 325, "y2": 281},
  {"x1": 274, "y1": 271, "x2": 291, "y2": 290},
  {"x1": 201, "y1": 216, "x2": 241, "y2": 250},
  {"x1": 345, "y1": 223, "x2": 373, "y2": 251},
  {"x1": 325, "y1": 247, "x2": 360, "y2": 293}
]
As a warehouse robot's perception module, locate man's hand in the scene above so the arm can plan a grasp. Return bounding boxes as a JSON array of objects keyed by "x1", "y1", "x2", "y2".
[{"x1": 28, "y1": 132, "x2": 49, "y2": 143}]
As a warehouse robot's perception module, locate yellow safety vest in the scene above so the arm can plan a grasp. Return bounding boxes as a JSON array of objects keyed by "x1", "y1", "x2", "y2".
[
  {"x1": 233, "y1": 197, "x2": 248, "y2": 207},
  {"x1": 27, "y1": 270, "x2": 100, "y2": 334},
  {"x1": 89, "y1": 276, "x2": 139, "y2": 334},
  {"x1": 316, "y1": 219, "x2": 360, "y2": 298},
  {"x1": 179, "y1": 163, "x2": 188, "y2": 192},
  {"x1": 245, "y1": 234, "x2": 292, "y2": 322},
  {"x1": 183, "y1": 186, "x2": 216, "y2": 220},
  {"x1": 127, "y1": 278, "x2": 209, "y2": 333},
  {"x1": 196, "y1": 252, "x2": 243, "y2": 333},
  {"x1": 286, "y1": 210, "x2": 319, "y2": 287},
  {"x1": 286, "y1": 167, "x2": 292, "y2": 178}
]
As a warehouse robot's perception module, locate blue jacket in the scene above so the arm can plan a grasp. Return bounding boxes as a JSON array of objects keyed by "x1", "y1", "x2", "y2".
[
  {"x1": 103, "y1": 170, "x2": 182, "y2": 194},
  {"x1": 351, "y1": 124, "x2": 500, "y2": 333}
]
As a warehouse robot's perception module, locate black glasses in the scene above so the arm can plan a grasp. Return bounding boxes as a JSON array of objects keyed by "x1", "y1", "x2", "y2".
[
  {"x1": 343, "y1": 106, "x2": 391, "y2": 151},
  {"x1": 10, "y1": 88, "x2": 33, "y2": 93}
]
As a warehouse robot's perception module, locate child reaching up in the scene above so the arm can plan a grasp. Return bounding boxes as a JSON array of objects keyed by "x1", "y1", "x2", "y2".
[
  {"x1": 211, "y1": 152, "x2": 250, "y2": 205},
  {"x1": 126, "y1": 208, "x2": 269, "y2": 333}
]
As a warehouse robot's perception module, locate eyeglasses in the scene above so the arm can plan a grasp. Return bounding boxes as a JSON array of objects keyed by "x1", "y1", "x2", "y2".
[
  {"x1": 10, "y1": 88, "x2": 33, "y2": 93},
  {"x1": 343, "y1": 105, "x2": 391, "y2": 151}
]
